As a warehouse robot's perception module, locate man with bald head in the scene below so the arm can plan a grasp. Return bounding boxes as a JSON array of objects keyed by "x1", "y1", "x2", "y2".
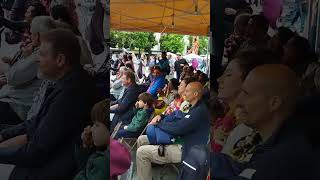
[
  {"x1": 212, "y1": 64, "x2": 316, "y2": 180},
  {"x1": 237, "y1": 64, "x2": 299, "y2": 142},
  {"x1": 136, "y1": 81, "x2": 210, "y2": 180},
  {"x1": 154, "y1": 81, "x2": 210, "y2": 157}
]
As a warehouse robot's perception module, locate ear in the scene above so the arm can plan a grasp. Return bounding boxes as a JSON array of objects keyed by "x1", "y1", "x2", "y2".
[
  {"x1": 56, "y1": 54, "x2": 67, "y2": 68},
  {"x1": 194, "y1": 91, "x2": 199, "y2": 97},
  {"x1": 269, "y1": 96, "x2": 282, "y2": 112}
]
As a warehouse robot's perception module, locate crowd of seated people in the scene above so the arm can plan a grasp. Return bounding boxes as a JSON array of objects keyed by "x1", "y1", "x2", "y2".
[
  {"x1": 0, "y1": 1, "x2": 109, "y2": 179},
  {"x1": 205, "y1": 10, "x2": 320, "y2": 180},
  {"x1": 109, "y1": 48, "x2": 211, "y2": 179}
]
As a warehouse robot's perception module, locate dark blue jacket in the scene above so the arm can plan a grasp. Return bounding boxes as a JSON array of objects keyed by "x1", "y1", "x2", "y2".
[
  {"x1": 0, "y1": 68, "x2": 100, "y2": 180},
  {"x1": 156, "y1": 100, "x2": 210, "y2": 159},
  {"x1": 110, "y1": 84, "x2": 139, "y2": 129}
]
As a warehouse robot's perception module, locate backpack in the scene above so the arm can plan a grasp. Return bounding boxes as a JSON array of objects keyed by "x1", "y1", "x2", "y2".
[
  {"x1": 177, "y1": 145, "x2": 210, "y2": 180},
  {"x1": 146, "y1": 125, "x2": 174, "y2": 145}
]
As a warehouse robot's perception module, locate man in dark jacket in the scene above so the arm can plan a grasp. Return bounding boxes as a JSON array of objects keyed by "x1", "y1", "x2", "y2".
[
  {"x1": 110, "y1": 70, "x2": 139, "y2": 131},
  {"x1": 156, "y1": 51, "x2": 170, "y2": 76},
  {"x1": 0, "y1": 29, "x2": 100, "y2": 180},
  {"x1": 211, "y1": 64, "x2": 317, "y2": 180},
  {"x1": 174, "y1": 53, "x2": 188, "y2": 81},
  {"x1": 155, "y1": 81, "x2": 210, "y2": 158},
  {"x1": 136, "y1": 81, "x2": 210, "y2": 180}
]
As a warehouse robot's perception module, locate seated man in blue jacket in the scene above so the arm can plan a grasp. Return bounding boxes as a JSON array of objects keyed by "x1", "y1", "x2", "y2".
[
  {"x1": 211, "y1": 65, "x2": 317, "y2": 180},
  {"x1": 110, "y1": 70, "x2": 139, "y2": 131},
  {"x1": 136, "y1": 81, "x2": 210, "y2": 180},
  {"x1": 147, "y1": 65, "x2": 166, "y2": 99}
]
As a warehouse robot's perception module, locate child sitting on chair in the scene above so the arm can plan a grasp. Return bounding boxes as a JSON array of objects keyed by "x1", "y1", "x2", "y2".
[
  {"x1": 114, "y1": 92, "x2": 154, "y2": 139},
  {"x1": 74, "y1": 99, "x2": 109, "y2": 180}
]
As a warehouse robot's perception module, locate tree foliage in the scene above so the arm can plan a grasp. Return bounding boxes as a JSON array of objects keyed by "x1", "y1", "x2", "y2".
[
  {"x1": 198, "y1": 36, "x2": 209, "y2": 55},
  {"x1": 159, "y1": 34, "x2": 184, "y2": 53},
  {"x1": 110, "y1": 31, "x2": 157, "y2": 54}
]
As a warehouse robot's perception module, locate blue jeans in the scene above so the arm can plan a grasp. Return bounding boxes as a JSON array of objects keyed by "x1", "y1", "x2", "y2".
[{"x1": 114, "y1": 128, "x2": 141, "y2": 139}]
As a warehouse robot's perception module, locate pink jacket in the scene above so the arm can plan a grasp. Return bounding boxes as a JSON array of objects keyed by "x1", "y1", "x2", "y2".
[{"x1": 110, "y1": 139, "x2": 131, "y2": 180}]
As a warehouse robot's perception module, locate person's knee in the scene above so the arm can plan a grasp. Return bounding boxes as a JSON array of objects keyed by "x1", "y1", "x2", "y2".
[
  {"x1": 137, "y1": 135, "x2": 146, "y2": 147},
  {"x1": 136, "y1": 146, "x2": 152, "y2": 162}
]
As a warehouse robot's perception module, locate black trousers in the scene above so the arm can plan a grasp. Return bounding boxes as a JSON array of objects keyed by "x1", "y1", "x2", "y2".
[{"x1": 0, "y1": 101, "x2": 22, "y2": 126}]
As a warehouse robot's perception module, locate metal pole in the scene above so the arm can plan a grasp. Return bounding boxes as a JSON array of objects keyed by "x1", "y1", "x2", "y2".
[{"x1": 210, "y1": 0, "x2": 225, "y2": 91}]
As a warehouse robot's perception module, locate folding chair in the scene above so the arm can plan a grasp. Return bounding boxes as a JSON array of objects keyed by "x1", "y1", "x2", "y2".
[
  {"x1": 119, "y1": 113, "x2": 155, "y2": 152},
  {"x1": 111, "y1": 121, "x2": 122, "y2": 139}
]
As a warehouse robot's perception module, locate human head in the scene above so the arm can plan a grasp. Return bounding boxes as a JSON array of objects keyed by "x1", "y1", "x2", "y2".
[
  {"x1": 234, "y1": 13, "x2": 250, "y2": 36},
  {"x1": 37, "y1": 29, "x2": 81, "y2": 80},
  {"x1": 187, "y1": 66, "x2": 194, "y2": 76},
  {"x1": 137, "y1": 92, "x2": 154, "y2": 108},
  {"x1": 30, "y1": 16, "x2": 56, "y2": 47},
  {"x1": 50, "y1": 5, "x2": 73, "y2": 25},
  {"x1": 282, "y1": 35, "x2": 313, "y2": 68},
  {"x1": 91, "y1": 99, "x2": 109, "y2": 148},
  {"x1": 236, "y1": 65, "x2": 299, "y2": 140},
  {"x1": 152, "y1": 66, "x2": 162, "y2": 77},
  {"x1": 128, "y1": 54, "x2": 133, "y2": 61},
  {"x1": 125, "y1": 63, "x2": 134, "y2": 71},
  {"x1": 268, "y1": 27, "x2": 295, "y2": 58},
  {"x1": 178, "y1": 76, "x2": 198, "y2": 96},
  {"x1": 194, "y1": 70, "x2": 202, "y2": 79},
  {"x1": 161, "y1": 51, "x2": 167, "y2": 60},
  {"x1": 198, "y1": 72, "x2": 209, "y2": 85},
  {"x1": 168, "y1": 78, "x2": 179, "y2": 91},
  {"x1": 25, "y1": 2, "x2": 47, "y2": 23},
  {"x1": 246, "y1": 14, "x2": 269, "y2": 39},
  {"x1": 118, "y1": 66, "x2": 130, "y2": 78},
  {"x1": 183, "y1": 65, "x2": 189, "y2": 72},
  {"x1": 184, "y1": 82, "x2": 204, "y2": 105},
  {"x1": 122, "y1": 54, "x2": 128, "y2": 62},
  {"x1": 176, "y1": 52, "x2": 182, "y2": 60},
  {"x1": 121, "y1": 70, "x2": 136, "y2": 87},
  {"x1": 218, "y1": 48, "x2": 280, "y2": 103}
]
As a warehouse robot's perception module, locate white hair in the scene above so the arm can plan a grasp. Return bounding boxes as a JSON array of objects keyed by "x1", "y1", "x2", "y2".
[{"x1": 30, "y1": 16, "x2": 57, "y2": 34}]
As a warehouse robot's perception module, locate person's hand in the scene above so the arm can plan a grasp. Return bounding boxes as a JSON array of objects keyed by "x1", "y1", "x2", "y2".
[
  {"x1": 157, "y1": 89, "x2": 165, "y2": 96},
  {"x1": 81, "y1": 126, "x2": 93, "y2": 148},
  {"x1": 0, "y1": 134, "x2": 27, "y2": 148},
  {"x1": 124, "y1": 126, "x2": 128, "y2": 130},
  {"x1": 149, "y1": 115, "x2": 161, "y2": 125},
  {"x1": 22, "y1": 44, "x2": 33, "y2": 57},
  {"x1": 225, "y1": 8, "x2": 237, "y2": 15},
  {"x1": 135, "y1": 101, "x2": 139, "y2": 108},
  {"x1": 110, "y1": 104, "x2": 119, "y2": 111}
]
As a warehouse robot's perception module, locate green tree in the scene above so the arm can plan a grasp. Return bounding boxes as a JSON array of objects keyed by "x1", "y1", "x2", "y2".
[
  {"x1": 110, "y1": 31, "x2": 156, "y2": 55},
  {"x1": 132, "y1": 32, "x2": 157, "y2": 55},
  {"x1": 160, "y1": 34, "x2": 184, "y2": 53},
  {"x1": 198, "y1": 36, "x2": 209, "y2": 55}
]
